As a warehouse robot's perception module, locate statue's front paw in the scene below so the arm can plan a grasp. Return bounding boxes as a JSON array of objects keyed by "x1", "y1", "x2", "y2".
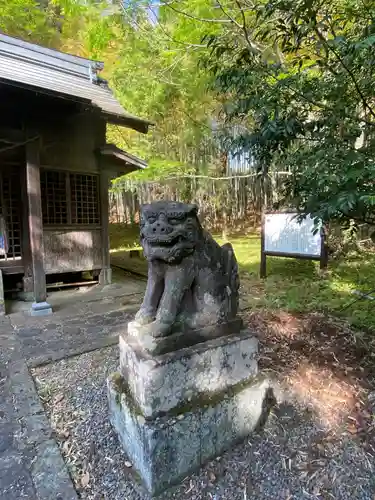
[
  {"x1": 135, "y1": 309, "x2": 155, "y2": 326},
  {"x1": 150, "y1": 321, "x2": 172, "y2": 338}
]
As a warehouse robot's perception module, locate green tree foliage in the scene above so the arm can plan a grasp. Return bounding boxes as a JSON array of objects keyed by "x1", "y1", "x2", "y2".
[
  {"x1": 107, "y1": 0, "x2": 222, "y2": 178},
  {"x1": 1, "y1": 0, "x2": 223, "y2": 179},
  {"x1": 205, "y1": 0, "x2": 375, "y2": 229},
  {"x1": 0, "y1": 0, "x2": 60, "y2": 45},
  {"x1": 8, "y1": 0, "x2": 374, "y2": 224}
]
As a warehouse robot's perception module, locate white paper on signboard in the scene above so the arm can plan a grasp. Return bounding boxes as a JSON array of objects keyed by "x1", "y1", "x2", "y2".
[{"x1": 264, "y1": 213, "x2": 321, "y2": 257}]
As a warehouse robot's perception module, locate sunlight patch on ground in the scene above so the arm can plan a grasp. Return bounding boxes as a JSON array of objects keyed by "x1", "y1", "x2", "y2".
[
  {"x1": 328, "y1": 280, "x2": 355, "y2": 293},
  {"x1": 110, "y1": 247, "x2": 141, "y2": 254},
  {"x1": 286, "y1": 362, "x2": 357, "y2": 429},
  {"x1": 248, "y1": 309, "x2": 371, "y2": 432}
]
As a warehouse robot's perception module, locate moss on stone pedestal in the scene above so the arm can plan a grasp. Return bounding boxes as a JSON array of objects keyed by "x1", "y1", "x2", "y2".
[
  {"x1": 108, "y1": 372, "x2": 143, "y2": 417},
  {"x1": 107, "y1": 370, "x2": 271, "y2": 496},
  {"x1": 109, "y1": 370, "x2": 269, "y2": 422}
]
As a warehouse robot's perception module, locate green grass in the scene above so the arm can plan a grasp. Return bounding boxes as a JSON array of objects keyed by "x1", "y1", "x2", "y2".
[
  {"x1": 109, "y1": 223, "x2": 140, "y2": 253},
  {"x1": 110, "y1": 224, "x2": 375, "y2": 331}
]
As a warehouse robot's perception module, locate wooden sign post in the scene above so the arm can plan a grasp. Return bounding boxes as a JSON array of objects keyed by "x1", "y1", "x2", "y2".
[{"x1": 260, "y1": 212, "x2": 328, "y2": 278}]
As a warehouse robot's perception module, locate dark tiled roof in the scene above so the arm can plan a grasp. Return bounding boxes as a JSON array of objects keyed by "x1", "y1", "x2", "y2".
[{"x1": 0, "y1": 33, "x2": 150, "y2": 133}]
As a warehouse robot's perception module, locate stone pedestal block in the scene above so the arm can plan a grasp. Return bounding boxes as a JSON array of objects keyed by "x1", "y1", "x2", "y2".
[
  {"x1": 119, "y1": 330, "x2": 258, "y2": 418},
  {"x1": 108, "y1": 372, "x2": 270, "y2": 496},
  {"x1": 30, "y1": 301, "x2": 52, "y2": 317},
  {"x1": 108, "y1": 330, "x2": 271, "y2": 496},
  {"x1": 127, "y1": 317, "x2": 245, "y2": 355}
]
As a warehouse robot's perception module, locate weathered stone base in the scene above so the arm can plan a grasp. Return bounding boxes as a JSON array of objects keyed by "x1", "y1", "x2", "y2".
[
  {"x1": 108, "y1": 372, "x2": 271, "y2": 496},
  {"x1": 127, "y1": 317, "x2": 245, "y2": 355},
  {"x1": 119, "y1": 330, "x2": 258, "y2": 417},
  {"x1": 30, "y1": 301, "x2": 53, "y2": 316},
  {"x1": 108, "y1": 324, "x2": 270, "y2": 495}
]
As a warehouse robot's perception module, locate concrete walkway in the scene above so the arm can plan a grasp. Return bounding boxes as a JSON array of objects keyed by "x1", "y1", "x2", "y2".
[
  {"x1": 0, "y1": 278, "x2": 144, "y2": 499},
  {"x1": 0, "y1": 316, "x2": 77, "y2": 499},
  {"x1": 10, "y1": 279, "x2": 144, "y2": 367}
]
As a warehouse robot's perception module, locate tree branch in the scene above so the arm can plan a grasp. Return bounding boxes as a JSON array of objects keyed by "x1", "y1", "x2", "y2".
[
  {"x1": 314, "y1": 26, "x2": 375, "y2": 120},
  {"x1": 119, "y1": 2, "x2": 207, "y2": 49},
  {"x1": 347, "y1": 213, "x2": 375, "y2": 226},
  {"x1": 162, "y1": 2, "x2": 233, "y2": 23},
  {"x1": 216, "y1": 0, "x2": 242, "y2": 30},
  {"x1": 277, "y1": 73, "x2": 375, "y2": 128},
  {"x1": 179, "y1": 108, "x2": 215, "y2": 131},
  {"x1": 216, "y1": 0, "x2": 263, "y2": 54},
  {"x1": 151, "y1": 9, "x2": 207, "y2": 48},
  {"x1": 234, "y1": 0, "x2": 252, "y2": 49}
]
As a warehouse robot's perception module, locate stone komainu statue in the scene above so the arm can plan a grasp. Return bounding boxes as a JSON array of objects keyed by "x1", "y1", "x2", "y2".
[{"x1": 134, "y1": 201, "x2": 240, "y2": 338}]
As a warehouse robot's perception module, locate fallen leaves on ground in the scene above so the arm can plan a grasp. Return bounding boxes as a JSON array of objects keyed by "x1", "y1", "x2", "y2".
[
  {"x1": 81, "y1": 471, "x2": 90, "y2": 488},
  {"x1": 243, "y1": 309, "x2": 375, "y2": 446}
]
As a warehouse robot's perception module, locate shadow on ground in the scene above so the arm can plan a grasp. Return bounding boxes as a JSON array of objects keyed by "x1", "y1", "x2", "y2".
[
  {"x1": 245, "y1": 309, "x2": 375, "y2": 441},
  {"x1": 32, "y1": 332, "x2": 375, "y2": 499}
]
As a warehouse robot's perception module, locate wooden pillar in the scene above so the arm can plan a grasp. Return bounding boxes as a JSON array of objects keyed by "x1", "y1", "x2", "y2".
[
  {"x1": 319, "y1": 225, "x2": 329, "y2": 271},
  {"x1": 26, "y1": 138, "x2": 52, "y2": 315},
  {"x1": 20, "y1": 164, "x2": 34, "y2": 296},
  {"x1": 0, "y1": 270, "x2": 5, "y2": 316},
  {"x1": 99, "y1": 169, "x2": 112, "y2": 285},
  {"x1": 260, "y1": 212, "x2": 267, "y2": 278}
]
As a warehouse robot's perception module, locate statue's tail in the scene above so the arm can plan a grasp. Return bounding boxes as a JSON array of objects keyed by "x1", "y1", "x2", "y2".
[{"x1": 221, "y1": 243, "x2": 240, "y2": 317}]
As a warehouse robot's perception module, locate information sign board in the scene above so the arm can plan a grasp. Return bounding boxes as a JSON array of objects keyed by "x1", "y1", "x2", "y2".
[{"x1": 260, "y1": 212, "x2": 327, "y2": 277}]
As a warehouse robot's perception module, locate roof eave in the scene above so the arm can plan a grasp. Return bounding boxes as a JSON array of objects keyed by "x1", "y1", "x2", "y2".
[
  {"x1": 102, "y1": 112, "x2": 152, "y2": 134},
  {"x1": 1, "y1": 78, "x2": 151, "y2": 134},
  {"x1": 98, "y1": 144, "x2": 148, "y2": 175}
]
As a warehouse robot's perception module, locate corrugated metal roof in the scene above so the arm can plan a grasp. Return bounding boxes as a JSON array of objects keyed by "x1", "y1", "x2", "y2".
[{"x1": 0, "y1": 33, "x2": 151, "y2": 133}]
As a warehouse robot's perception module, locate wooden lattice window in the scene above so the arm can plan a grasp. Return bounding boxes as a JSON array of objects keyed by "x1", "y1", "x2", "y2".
[
  {"x1": 41, "y1": 169, "x2": 100, "y2": 226},
  {"x1": 70, "y1": 174, "x2": 100, "y2": 225},
  {"x1": 41, "y1": 170, "x2": 68, "y2": 225},
  {"x1": 0, "y1": 169, "x2": 22, "y2": 261}
]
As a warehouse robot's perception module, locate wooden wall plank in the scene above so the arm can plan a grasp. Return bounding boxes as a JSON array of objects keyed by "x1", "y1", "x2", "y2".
[{"x1": 43, "y1": 228, "x2": 102, "y2": 273}]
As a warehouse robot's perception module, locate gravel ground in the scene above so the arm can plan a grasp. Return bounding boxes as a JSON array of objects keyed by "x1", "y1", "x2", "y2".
[{"x1": 32, "y1": 331, "x2": 375, "y2": 500}]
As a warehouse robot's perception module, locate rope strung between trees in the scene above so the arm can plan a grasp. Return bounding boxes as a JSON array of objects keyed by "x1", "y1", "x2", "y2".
[{"x1": 109, "y1": 172, "x2": 291, "y2": 228}]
